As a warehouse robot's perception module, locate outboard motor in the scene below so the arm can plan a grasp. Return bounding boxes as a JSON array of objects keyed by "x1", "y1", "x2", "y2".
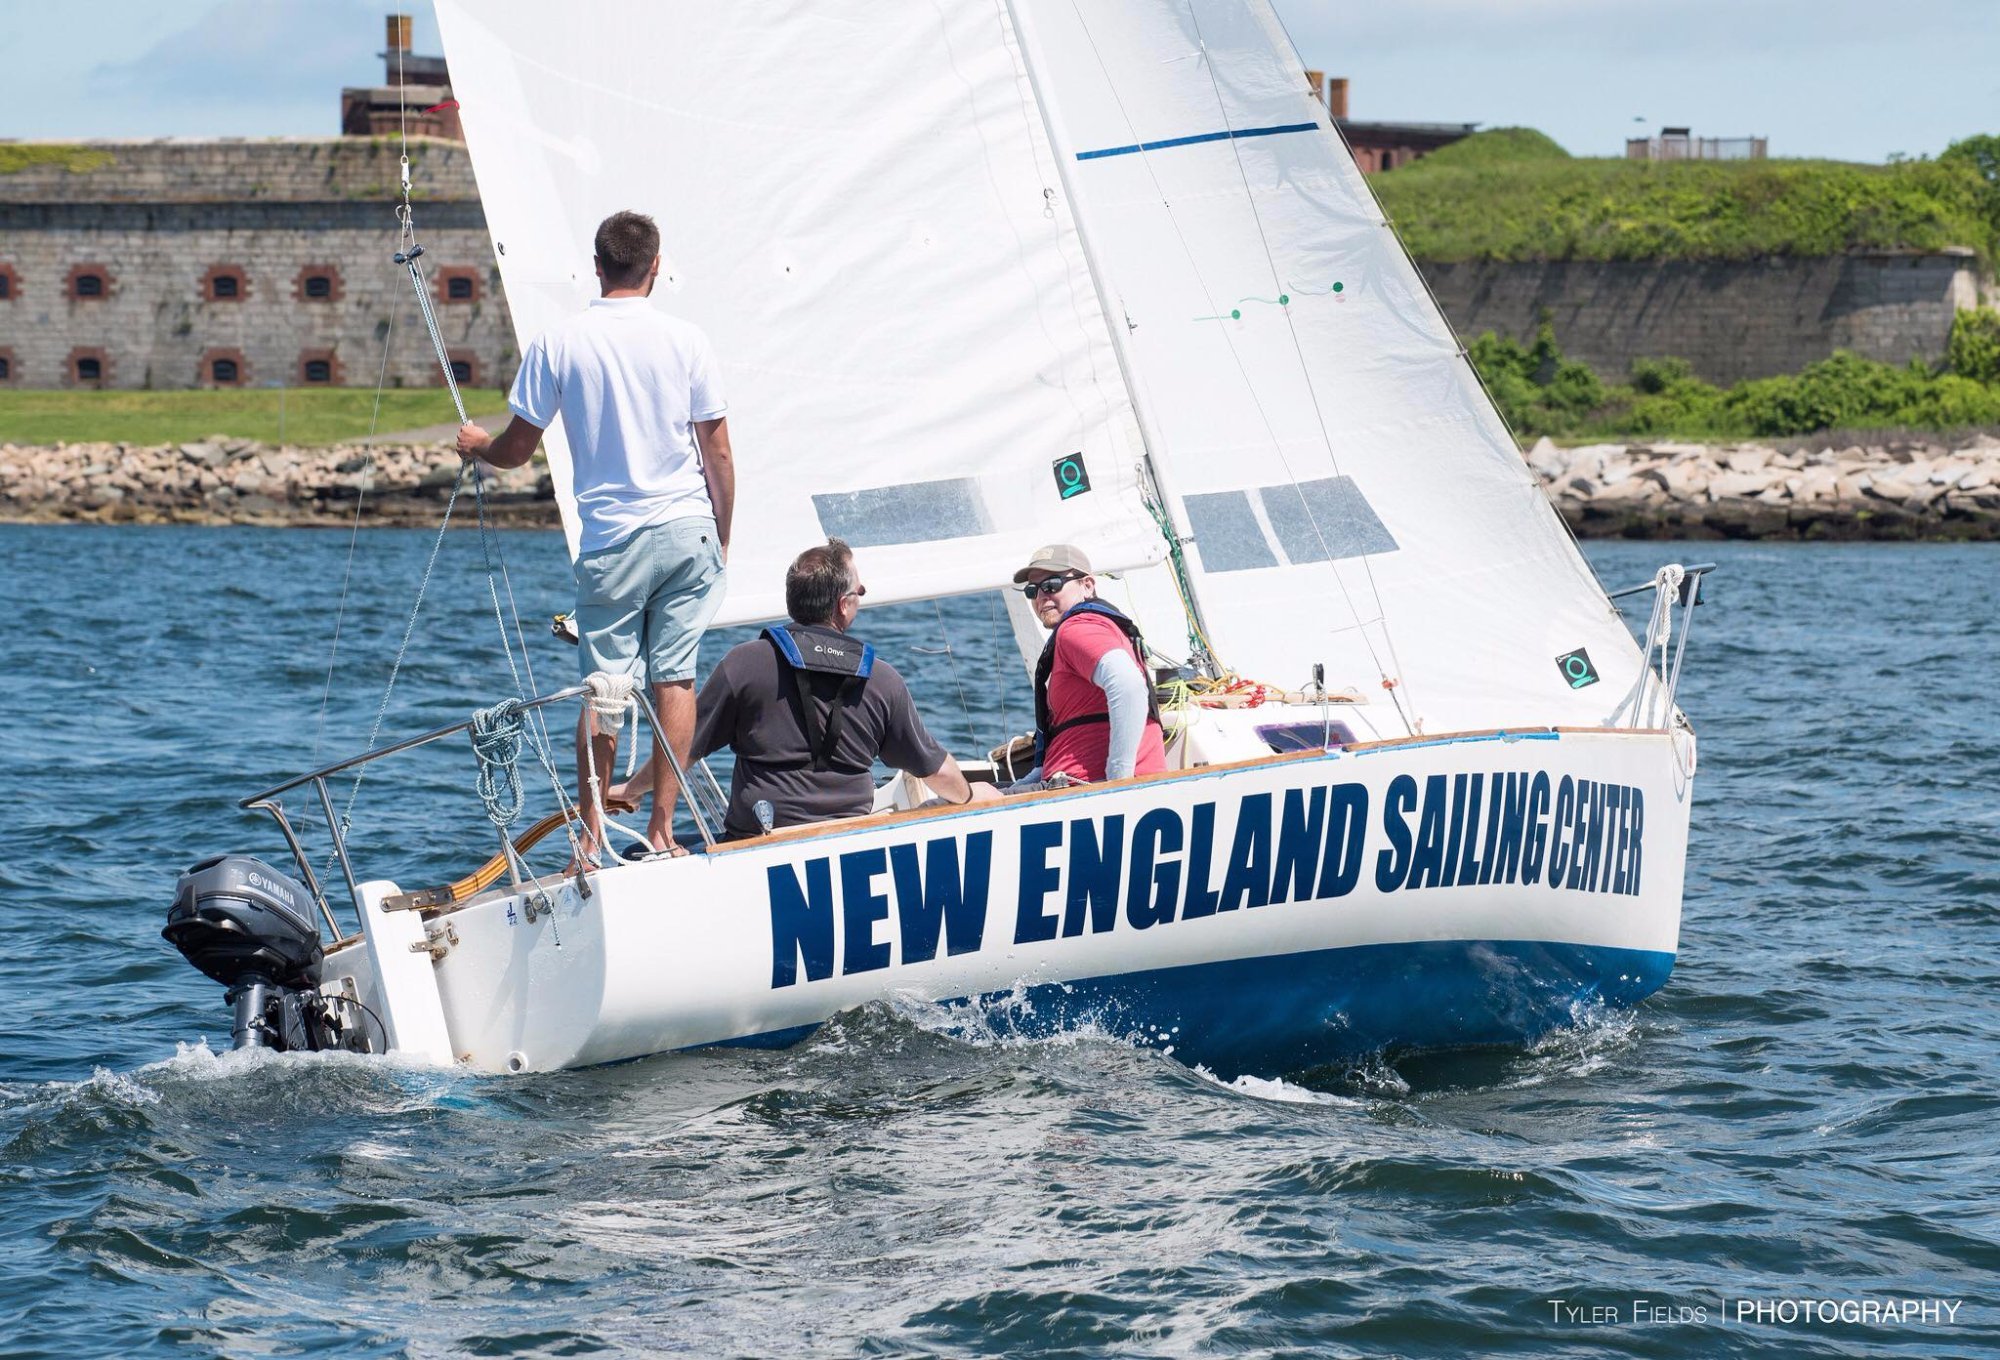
[{"x1": 164, "y1": 855, "x2": 369, "y2": 1052}]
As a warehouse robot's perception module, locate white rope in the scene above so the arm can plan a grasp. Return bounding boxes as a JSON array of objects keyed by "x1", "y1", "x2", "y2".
[{"x1": 584, "y1": 671, "x2": 640, "y2": 735}]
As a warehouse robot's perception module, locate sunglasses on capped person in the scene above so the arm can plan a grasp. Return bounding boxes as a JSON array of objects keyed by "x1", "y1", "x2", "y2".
[{"x1": 1020, "y1": 572, "x2": 1083, "y2": 599}]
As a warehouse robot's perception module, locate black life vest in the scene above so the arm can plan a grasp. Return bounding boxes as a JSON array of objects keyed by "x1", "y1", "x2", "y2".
[
  {"x1": 764, "y1": 623, "x2": 876, "y2": 773},
  {"x1": 1032, "y1": 600, "x2": 1159, "y2": 768}
]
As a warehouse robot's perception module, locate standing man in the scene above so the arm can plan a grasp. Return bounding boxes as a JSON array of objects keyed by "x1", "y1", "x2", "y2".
[
  {"x1": 1011, "y1": 544, "x2": 1167, "y2": 788},
  {"x1": 459, "y1": 210, "x2": 734, "y2": 859}
]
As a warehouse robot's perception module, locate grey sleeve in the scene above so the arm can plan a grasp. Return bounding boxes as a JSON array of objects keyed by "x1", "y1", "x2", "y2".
[
  {"x1": 1092, "y1": 648, "x2": 1148, "y2": 781},
  {"x1": 872, "y1": 665, "x2": 948, "y2": 778}
]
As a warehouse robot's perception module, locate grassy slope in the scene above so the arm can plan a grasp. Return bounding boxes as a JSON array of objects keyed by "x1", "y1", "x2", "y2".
[
  {"x1": 0, "y1": 389, "x2": 509, "y2": 447},
  {"x1": 1374, "y1": 129, "x2": 1998, "y2": 264}
]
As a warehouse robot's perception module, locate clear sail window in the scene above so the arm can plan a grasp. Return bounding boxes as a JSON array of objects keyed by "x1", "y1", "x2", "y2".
[
  {"x1": 1259, "y1": 477, "x2": 1399, "y2": 563},
  {"x1": 1184, "y1": 491, "x2": 1278, "y2": 572},
  {"x1": 811, "y1": 479, "x2": 992, "y2": 548}
]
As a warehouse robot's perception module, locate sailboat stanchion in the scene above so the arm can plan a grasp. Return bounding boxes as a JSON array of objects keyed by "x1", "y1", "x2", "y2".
[
  {"x1": 628, "y1": 688, "x2": 717, "y2": 851},
  {"x1": 245, "y1": 796, "x2": 344, "y2": 939},
  {"x1": 312, "y1": 776, "x2": 366, "y2": 924}
]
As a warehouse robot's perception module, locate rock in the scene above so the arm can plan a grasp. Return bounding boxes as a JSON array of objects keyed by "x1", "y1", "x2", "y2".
[
  {"x1": 1723, "y1": 447, "x2": 1774, "y2": 473},
  {"x1": 1706, "y1": 471, "x2": 1770, "y2": 500},
  {"x1": 1563, "y1": 475, "x2": 1598, "y2": 500},
  {"x1": 180, "y1": 440, "x2": 226, "y2": 468}
]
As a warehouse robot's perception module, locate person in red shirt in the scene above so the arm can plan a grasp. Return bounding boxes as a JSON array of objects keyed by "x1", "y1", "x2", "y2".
[{"x1": 1011, "y1": 544, "x2": 1168, "y2": 787}]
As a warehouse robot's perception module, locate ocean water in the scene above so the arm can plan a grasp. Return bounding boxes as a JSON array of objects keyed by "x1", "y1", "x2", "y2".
[{"x1": 0, "y1": 525, "x2": 1994, "y2": 1358}]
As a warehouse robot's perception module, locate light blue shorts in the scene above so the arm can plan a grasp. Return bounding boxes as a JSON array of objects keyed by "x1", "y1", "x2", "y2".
[{"x1": 573, "y1": 516, "x2": 725, "y2": 685}]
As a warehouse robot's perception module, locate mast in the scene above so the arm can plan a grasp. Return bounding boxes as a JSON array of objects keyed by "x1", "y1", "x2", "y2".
[{"x1": 999, "y1": 0, "x2": 1220, "y2": 678}]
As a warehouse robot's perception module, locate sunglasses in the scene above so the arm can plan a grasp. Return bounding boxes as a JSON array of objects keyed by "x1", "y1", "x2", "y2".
[
  {"x1": 1020, "y1": 572, "x2": 1082, "y2": 599},
  {"x1": 842, "y1": 583, "x2": 867, "y2": 600}
]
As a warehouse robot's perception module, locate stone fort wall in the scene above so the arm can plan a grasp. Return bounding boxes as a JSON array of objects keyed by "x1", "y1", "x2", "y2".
[
  {"x1": 0, "y1": 139, "x2": 515, "y2": 393},
  {"x1": 1, "y1": 139, "x2": 1988, "y2": 395},
  {"x1": 1422, "y1": 252, "x2": 1988, "y2": 385}
]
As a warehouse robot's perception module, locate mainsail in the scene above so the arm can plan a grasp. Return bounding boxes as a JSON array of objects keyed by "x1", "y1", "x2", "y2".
[
  {"x1": 436, "y1": 1, "x2": 1165, "y2": 624},
  {"x1": 440, "y1": 0, "x2": 1651, "y2": 733}
]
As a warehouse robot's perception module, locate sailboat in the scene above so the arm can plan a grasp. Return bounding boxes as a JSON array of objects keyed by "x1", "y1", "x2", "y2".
[{"x1": 164, "y1": 0, "x2": 1706, "y2": 1076}]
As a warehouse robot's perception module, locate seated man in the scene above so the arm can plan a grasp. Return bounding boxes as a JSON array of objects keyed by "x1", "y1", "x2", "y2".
[
  {"x1": 1011, "y1": 543, "x2": 1168, "y2": 788},
  {"x1": 692, "y1": 538, "x2": 994, "y2": 838}
]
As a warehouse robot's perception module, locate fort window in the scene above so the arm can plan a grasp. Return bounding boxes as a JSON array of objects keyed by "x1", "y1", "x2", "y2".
[
  {"x1": 294, "y1": 265, "x2": 345, "y2": 304},
  {"x1": 435, "y1": 267, "x2": 481, "y2": 305},
  {"x1": 66, "y1": 264, "x2": 116, "y2": 301},
  {"x1": 67, "y1": 347, "x2": 112, "y2": 386},
  {"x1": 297, "y1": 349, "x2": 343, "y2": 386},
  {"x1": 203, "y1": 265, "x2": 250, "y2": 303},
  {"x1": 450, "y1": 358, "x2": 475, "y2": 384},
  {"x1": 199, "y1": 348, "x2": 250, "y2": 387},
  {"x1": 0, "y1": 353, "x2": 11, "y2": 382}
]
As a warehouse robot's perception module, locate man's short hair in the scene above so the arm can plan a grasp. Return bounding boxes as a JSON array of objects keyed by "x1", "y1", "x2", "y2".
[
  {"x1": 594, "y1": 211, "x2": 660, "y2": 289},
  {"x1": 786, "y1": 538, "x2": 855, "y2": 625}
]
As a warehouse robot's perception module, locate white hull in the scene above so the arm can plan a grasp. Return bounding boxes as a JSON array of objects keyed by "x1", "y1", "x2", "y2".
[{"x1": 324, "y1": 726, "x2": 1692, "y2": 1076}]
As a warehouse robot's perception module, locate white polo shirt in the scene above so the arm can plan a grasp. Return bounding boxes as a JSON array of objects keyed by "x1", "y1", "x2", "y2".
[{"x1": 508, "y1": 297, "x2": 727, "y2": 554}]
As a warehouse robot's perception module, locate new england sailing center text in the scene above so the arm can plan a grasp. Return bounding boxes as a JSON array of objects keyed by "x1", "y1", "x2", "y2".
[{"x1": 767, "y1": 770, "x2": 1647, "y2": 987}]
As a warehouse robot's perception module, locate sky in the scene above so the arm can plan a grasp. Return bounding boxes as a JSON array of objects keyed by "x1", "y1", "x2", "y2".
[{"x1": 1, "y1": 0, "x2": 1994, "y2": 163}]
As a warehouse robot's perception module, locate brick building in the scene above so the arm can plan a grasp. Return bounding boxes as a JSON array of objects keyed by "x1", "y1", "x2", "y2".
[
  {"x1": 0, "y1": 139, "x2": 511, "y2": 392},
  {"x1": 0, "y1": 17, "x2": 504, "y2": 394},
  {"x1": 1307, "y1": 73, "x2": 1477, "y2": 174}
]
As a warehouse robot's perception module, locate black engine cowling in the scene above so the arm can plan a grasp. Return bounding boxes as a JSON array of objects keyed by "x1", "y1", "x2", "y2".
[
  {"x1": 164, "y1": 856, "x2": 367, "y2": 1053},
  {"x1": 164, "y1": 855, "x2": 322, "y2": 989}
]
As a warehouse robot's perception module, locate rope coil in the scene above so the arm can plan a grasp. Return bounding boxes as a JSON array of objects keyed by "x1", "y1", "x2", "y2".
[{"x1": 470, "y1": 699, "x2": 527, "y2": 829}]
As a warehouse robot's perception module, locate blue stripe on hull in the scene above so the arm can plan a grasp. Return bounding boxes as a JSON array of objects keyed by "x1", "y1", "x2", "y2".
[{"x1": 700, "y1": 940, "x2": 1677, "y2": 1077}]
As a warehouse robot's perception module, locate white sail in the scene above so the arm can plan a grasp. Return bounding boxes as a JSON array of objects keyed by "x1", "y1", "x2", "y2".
[
  {"x1": 1008, "y1": 0, "x2": 1650, "y2": 732},
  {"x1": 435, "y1": 0, "x2": 1165, "y2": 625}
]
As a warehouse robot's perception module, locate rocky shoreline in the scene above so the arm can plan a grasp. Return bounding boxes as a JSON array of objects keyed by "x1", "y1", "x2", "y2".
[
  {"x1": 3, "y1": 433, "x2": 1999, "y2": 539},
  {"x1": 0, "y1": 437, "x2": 551, "y2": 529}
]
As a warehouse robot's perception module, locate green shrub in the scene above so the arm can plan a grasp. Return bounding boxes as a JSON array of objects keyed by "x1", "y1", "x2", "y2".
[
  {"x1": 1945, "y1": 307, "x2": 2000, "y2": 382},
  {"x1": 1379, "y1": 134, "x2": 1998, "y2": 264},
  {"x1": 1467, "y1": 324, "x2": 2000, "y2": 439}
]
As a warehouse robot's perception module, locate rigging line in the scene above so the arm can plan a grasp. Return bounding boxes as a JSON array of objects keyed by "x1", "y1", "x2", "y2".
[
  {"x1": 313, "y1": 288, "x2": 401, "y2": 763},
  {"x1": 1063, "y1": 0, "x2": 1408, "y2": 727},
  {"x1": 1179, "y1": 0, "x2": 1416, "y2": 733},
  {"x1": 985, "y1": 589, "x2": 1014, "y2": 739},
  {"x1": 404, "y1": 240, "x2": 582, "y2": 851},
  {"x1": 930, "y1": 598, "x2": 983, "y2": 756}
]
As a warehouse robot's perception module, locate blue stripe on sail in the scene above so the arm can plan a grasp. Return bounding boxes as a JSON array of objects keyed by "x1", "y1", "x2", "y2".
[
  {"x1": 687, "y1": 939, "x2": 1678, "y2": 1077},
  {"x1": 1076, "y1": 121, "x2": 1318, "y2": 161}
]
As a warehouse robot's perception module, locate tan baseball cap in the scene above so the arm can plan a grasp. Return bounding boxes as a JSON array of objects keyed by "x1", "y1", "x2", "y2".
[{"x1": 1012, "y1": 543, "x2": 1093, "y2": 583}]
